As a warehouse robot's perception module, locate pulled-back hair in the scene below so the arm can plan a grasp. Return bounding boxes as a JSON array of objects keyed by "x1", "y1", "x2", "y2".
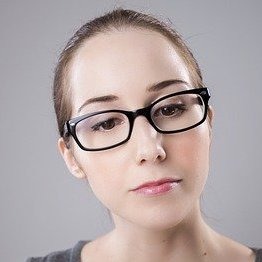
[{"x1": 53, "y1": 8, "x2": 204, "y2": 140}]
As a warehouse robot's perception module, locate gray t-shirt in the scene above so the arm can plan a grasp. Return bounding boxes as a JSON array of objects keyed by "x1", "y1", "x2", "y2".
[
  {"x1": 26, "y1": 240, "x2": 262, "y2": 262},
  {"x1": 26, "y1": 241, "x2": 87, "y2": 262}
]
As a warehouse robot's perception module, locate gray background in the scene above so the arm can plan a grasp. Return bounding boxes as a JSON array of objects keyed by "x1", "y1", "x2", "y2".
[{"x1": 0, "y1": 0, "x2": 261, "y2": 261}]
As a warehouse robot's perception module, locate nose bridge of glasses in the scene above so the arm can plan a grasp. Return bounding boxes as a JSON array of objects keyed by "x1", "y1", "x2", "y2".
[
  {"x1": 128, "y1": 106, "x2": 157, "y2": 136},
  {"x1": 132, "y1": 106, "x2": 153, "y2": 126}
]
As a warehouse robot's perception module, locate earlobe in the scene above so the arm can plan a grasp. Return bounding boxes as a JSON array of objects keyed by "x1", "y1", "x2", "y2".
[{"x1": 57, "y1": 138, "x2": 86, "y2": 179}]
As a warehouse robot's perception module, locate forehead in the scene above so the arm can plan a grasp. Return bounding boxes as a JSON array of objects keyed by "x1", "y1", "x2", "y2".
[{"x1": 69, "y1": 28, "x2": 190, "y2": 113}]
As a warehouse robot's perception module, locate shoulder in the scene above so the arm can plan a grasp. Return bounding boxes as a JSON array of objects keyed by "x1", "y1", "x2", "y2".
[
  {"x1": 251, "y1": 247, "x2": 262, "y2": 262},
  {"x1": 26, "y1": 240, "x2": 88, "y2": 262}
]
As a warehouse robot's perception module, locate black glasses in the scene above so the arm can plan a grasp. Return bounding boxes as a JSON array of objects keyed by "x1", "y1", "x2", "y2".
[{"x1": 64, "y1": 88, "x2": 210, "y2": 151}]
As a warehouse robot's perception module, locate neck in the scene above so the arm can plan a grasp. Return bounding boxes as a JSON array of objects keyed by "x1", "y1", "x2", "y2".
[{"x1": 108, "y1": 202, "x2": 219, "y2": 262}]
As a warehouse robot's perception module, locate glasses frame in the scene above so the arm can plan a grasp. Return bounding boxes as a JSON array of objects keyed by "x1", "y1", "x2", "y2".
[{"x1": 64, "y1": 87, "x2": 210, "y2": 151}]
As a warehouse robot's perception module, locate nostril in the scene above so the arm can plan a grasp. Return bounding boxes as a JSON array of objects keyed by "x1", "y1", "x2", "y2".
[
  {"x1": 136, "y1": 141, "x2": 166, "y2": 165},
  {"x1": 157, "y1": 150, "x2": 166, "y2": 161},
  {"x1": 157, "y1": 146, "x2": 167, "y2": 161},
  {"x1": 140, "y1": 158, "x2": 146, "y2": 164}
]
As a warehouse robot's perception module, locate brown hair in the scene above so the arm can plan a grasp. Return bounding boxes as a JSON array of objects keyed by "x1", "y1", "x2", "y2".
[{"x1": 53, "y1": 8, "x2": 204, "y2": 140}]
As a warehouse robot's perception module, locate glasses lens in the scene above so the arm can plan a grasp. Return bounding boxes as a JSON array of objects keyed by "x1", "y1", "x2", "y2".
[
  {"x1": 151, "y1": 93, "x2": 205, "y2": 132},
  {"x1": 75, "y1": 112, "x2": 129, "y2": 150}
]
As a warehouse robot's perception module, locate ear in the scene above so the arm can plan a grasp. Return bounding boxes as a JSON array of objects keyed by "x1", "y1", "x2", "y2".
[
  {"x1": 207, "y1": 105, "x2": 214, "y2": 140},
  {"x1": 57, "y1": 137, "x2": 86, "y2": 179}
]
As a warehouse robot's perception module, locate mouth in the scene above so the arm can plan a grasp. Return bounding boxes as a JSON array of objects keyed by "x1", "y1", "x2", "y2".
[{"x1": 131, "y1": 178, "x2": 182, "y2": 196}]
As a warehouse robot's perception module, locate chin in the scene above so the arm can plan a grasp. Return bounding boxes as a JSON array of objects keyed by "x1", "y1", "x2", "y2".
[{"x1": 124, "y1": 201, "x2": 195, "y2": 232}]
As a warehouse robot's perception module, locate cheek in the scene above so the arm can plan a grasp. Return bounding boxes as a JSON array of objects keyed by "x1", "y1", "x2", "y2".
[
  {"x1": 74, "y1": 149, "x2": 127, "y2": 206},
  {"x1": 167, "y1": 124, "x2": 211, "y2": 192}
]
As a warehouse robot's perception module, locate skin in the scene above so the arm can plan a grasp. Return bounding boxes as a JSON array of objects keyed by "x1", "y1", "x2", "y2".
[{"x1": 58, "y1": 28, "x2": 255, "y2": 262}]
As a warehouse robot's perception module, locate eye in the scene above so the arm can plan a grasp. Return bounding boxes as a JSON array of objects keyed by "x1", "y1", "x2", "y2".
[
  {"x1": 153, "y1": 103, "x2": 187, "y2": 118},
  {"x1": 91, "y1": 117, "x2": 123, "y2": 132}
]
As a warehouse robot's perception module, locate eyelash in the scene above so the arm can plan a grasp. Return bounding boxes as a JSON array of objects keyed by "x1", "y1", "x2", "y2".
[
  {"x1": 91, "y1": 117, "x2": 124, "y2": 132},
  {"x1": 153, "y1": 103, "x2": 187, "y2": 117}
]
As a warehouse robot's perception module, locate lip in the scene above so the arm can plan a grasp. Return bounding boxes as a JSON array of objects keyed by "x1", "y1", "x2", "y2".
[{"x1": 131, "y1": 178, "x2": 182, "y2": 196}]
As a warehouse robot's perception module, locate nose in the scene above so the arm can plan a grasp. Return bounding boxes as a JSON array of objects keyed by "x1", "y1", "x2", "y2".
[{"x1": 131, "y1": 116, "x2": 167, "y2": 165}]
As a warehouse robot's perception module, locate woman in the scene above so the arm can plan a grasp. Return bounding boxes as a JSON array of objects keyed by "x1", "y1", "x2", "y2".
[{"x1": 27, "y1": 8, "x2": 262, "y2": 262}]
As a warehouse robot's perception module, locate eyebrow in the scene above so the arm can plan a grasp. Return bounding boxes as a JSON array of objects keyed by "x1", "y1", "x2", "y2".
[{"x1": 77, "y1": 79, "x2": 188, "y2": 113}]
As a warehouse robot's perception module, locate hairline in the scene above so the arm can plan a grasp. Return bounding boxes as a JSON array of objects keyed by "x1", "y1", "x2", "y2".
[{"x1": 64, "y1": 25, "x2": 199, "y2": 121}]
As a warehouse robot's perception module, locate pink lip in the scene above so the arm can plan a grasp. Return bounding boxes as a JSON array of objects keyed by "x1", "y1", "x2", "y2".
[{"x1": 131, "y1": 178, "x2": 182, "y2": 196}]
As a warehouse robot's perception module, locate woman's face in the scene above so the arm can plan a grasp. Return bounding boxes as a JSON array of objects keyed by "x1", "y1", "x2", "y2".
[{"x1": 59, "y1": 28, "x2": 213, "y2": 230}]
